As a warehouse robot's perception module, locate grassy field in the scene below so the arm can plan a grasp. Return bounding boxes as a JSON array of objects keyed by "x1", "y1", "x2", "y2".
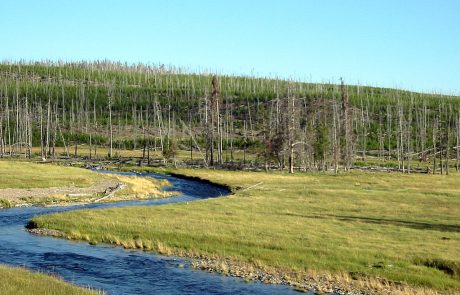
[
  {"x1": 0, "y1": 265, "x2": 100, "y2": 295},
  {"x1": 31, "y1": 169, "x2": 460, "y2": 293},
  {"x1": 0, "y1": 160, "x2": 103, "y2": 189},
  {"x1": 0, "y1": 160, "x2": 172, "y2": 207}
]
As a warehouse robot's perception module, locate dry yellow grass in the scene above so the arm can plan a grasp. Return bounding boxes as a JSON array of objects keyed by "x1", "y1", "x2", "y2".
[{"x1": 106, "y1": 174, "x2": 175, "y2": 200}]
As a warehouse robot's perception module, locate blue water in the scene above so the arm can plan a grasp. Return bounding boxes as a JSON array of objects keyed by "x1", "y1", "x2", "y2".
[{"x1": 0, "y1": 172, "x2": 303, "y2": 294}]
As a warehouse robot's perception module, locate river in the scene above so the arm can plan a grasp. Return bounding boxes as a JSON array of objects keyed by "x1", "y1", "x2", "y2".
[{"x1": 0, "y1": 172, "x2": 303, "y2": 294}]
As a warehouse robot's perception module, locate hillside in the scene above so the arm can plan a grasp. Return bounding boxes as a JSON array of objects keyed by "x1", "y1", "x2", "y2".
[{"x1": 0, "y1": 61, "x2": 459, "y2": 172}]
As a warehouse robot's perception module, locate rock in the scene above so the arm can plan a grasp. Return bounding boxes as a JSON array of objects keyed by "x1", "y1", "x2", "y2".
[{"x1": 28, "y1": 228, "x2": 64, "y2": 237}]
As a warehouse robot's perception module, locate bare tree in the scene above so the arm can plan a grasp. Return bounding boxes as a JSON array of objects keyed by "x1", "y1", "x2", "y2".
[
  {"x1": 108, "y1": 86, "x2": 113, "y2": 158},
  {"x1": 340, "y1": 78, "x2": 351, "y2": 170},
  {"x1": 397, "y1": 99, "x2": 405, "y2": 172},
  {"x1": 432, "y1": 115, "x2": 438, "y2": 174},
  {"x1": 456, "y1": 110, "x2": 460, "y2": 171},
  {"x1": 445, "y1": 106, "x2": 451, "y2": 175},
  {"x1": 332, "y1": 100, "x2": 340, "y2": 173}
]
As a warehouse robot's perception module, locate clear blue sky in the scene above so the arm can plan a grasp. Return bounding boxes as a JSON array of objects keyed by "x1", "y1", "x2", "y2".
[{"x1": 1, "y1": 0, "x2": 459, "y2": 94}]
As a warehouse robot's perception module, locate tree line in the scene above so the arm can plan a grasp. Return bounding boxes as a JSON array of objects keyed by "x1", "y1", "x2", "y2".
[{"x1": 1, "y1": 60, "x2": 459, "y2": 174}]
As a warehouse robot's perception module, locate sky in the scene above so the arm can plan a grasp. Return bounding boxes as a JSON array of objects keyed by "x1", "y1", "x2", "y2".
[{"x1": 1, "y1": 0, "x2": 459, "y2": 95}]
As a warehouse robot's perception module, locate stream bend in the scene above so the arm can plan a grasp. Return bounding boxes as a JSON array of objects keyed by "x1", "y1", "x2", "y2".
[{"x1": 0, "y1": 172, "x2": 298, "y2": 295}]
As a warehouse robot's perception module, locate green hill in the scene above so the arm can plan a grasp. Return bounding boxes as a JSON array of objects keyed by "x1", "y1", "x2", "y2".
[{"x1": 0, "y1": 61, "x2": 459, "y2": 172}]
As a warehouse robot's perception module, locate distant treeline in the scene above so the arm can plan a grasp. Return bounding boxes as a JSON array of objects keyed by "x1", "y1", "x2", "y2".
[{"x1": 0, "y1": 60, "x2": 459, "y2": 173}]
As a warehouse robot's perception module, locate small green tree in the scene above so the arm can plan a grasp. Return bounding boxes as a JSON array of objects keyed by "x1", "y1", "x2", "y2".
[
  {"x1": 162, "y1": 135, "x2": 177, "y2": 165},
  {"x1": 314, "y1": 122, "x2": 329, "y2": 171}
]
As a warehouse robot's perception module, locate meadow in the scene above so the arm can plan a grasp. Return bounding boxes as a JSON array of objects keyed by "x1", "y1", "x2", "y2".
[
  {"x1": 0, "y1": 160, "x2": 102, "y2": 189},
  {"x1": 0, "y1": 160, "x2": 172, "y2": 207},
  {"x1": 31, "y1": 168, "x2": 460, "y2": 294}
]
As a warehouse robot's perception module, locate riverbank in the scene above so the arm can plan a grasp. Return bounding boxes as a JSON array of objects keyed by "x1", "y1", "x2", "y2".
[
  {"x1": 0, "y1": 161, "x2": 175, "y2": 208},
  {"x1": 0, "y1": 265, "x2": 101, "y2": 295},
  {"x1": 23, "y1": 225, "x2": 430, "y2": 295},
  {"x1": 30, "y1": 168, "x2": 460, "y2": 294}
]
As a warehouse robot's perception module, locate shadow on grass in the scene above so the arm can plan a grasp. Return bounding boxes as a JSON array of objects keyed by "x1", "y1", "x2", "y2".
[
  {"x1": 283, "y1": 212, "x2": 460, "y2": 233},
  {"x1": 415, "y1": 258, "x2": 460, "y2": 279}
]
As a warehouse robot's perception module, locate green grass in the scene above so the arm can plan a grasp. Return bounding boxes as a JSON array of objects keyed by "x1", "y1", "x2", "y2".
[
  {"x1": 0, "y1": 199, "x2": 12, "y2": 208},
  {"x1": 31, "y1": 169, "x2": 460, "y2": 293},
  {"x1": 0, "y1": 160, "x2": 172, "y2": 207},
  {"x1": 0, "y1": 265, "x2": 100, "y2": 295},
  {"x1": 0, "y1": 160, "x2": 103, "y2": 189}
]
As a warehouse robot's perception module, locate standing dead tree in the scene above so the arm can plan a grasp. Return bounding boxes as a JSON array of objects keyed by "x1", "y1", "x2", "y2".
[
  {"x1": 397, "y1": 99, "x2": 405, "y2": 172},
  {"x1": 332, "y1": 97, "x2": 341, "y2": 173},
  {"x1": 340, "y1": 78, "x2": 351, "y2": 170},
  {"x1": 206, "y1": 76, "x2": 221, "y2": 166},
  {"x1": 432, "y1": 115, "x2": 439, "y2": 174},
  {"x1": 445, "y1": 105, "x2": 452, "y2": 175},
  {"x1": 107, "y1": 85, "x2": 114, "y2": 158},
  {"x1": 456, "y1": 110, "x2": 460, "y2": 171},
  {"x1": 0, "y1": 107, "x2": 4, "y2": 158},
  {"x1": 287, "y1": 85, "x2": 299, "y2": 174}
]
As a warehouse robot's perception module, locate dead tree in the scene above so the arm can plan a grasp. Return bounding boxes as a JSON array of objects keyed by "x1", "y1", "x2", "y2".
[
  {"x1": 359, "y1": 96, "x2": 367, "y2": 161},
  {"x1": 146, "y1": 102, "x2": 151, "y2": 165},
  {"x1": 52, "y1": 103, "x2": 58, "y2": 160},
  {"x1": 386, "y1": 105, "x2": 392, "y2": 160},
  {"x1": 108, "y1": 86, "x2": 113, "y2": 158},
  {"x1": 39, "y1": 102, "x2": 44, "y2": 160},
  {"x1": 340, "y1": 78, "x2": 351, "y2": 170},
  {"x1": 45, "y1": 98, "x2": 51, "y2": 159},
  {"x1": 456, "y1": 110, "x2": 460, "y2": 171},
  {"x1": 432, "y1": 116, "x2": 438, "y2": 174},
  {"x1": 206, "y1": 76, "x2": 221, "y2": 166},
  {"x1": 332, "y1": 100, "x2": 340, "y2": 173},
  {"x1": 445, "y1": 106, "x2": 451, "y2": 175},
  {"x1": 397, "y1": 100, "x2": 405, "y2": 172},
  {"x1": 288, "y1": 92, "x2": 297, "y2": 174},
  {"x1": 0, "y1": 110, "x2": 4, "y2": 158},
  {"x1": 93, "y1": 96, "x2": 98, "y2": 157},
  {"x1": 407, "y1": 98, "x2": 413, "y2": 174}
]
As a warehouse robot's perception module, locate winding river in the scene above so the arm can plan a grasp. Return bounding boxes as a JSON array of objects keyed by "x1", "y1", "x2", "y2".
[{"x1": 0, "y1": 172, "x2": 302, "y2": 294}]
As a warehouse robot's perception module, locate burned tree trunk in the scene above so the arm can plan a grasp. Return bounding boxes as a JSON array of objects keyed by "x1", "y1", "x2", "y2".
[
  {"x1": 288, "y1": 95, "x2": 296, "y2": 174},
  {"x1": 446, "y1": 106, "x2": 451, "y2": 175},
  {"x1": 340, "y1": 78, "x2": 351, "y2": 170},
  {"x1": 397, "y1": 100, "x2": 405, "y2": 172},
  {"x1": 206, "y1": 76, "x2": 221, "y2": 166},
  {"x1": 0, "y1": 104, "x2": 4, "y2": 158},
  {"x1": 332, "y1": 100, "x2": 340, "y2": 173},
  {"x1": 456, "y1": 111, "x2": 460, "y2": 171},
  {"x1": 432, "y1": 116, "x2": 438, "y2": 174},
  {"x1": 108, "y1": 87, "x2": 113, "y2": 158}
]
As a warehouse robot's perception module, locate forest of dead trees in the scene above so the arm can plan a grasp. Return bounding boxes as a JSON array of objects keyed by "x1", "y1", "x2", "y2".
[{"x1": 1, "y1": 60, "x2": 460, "y2": 174}]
